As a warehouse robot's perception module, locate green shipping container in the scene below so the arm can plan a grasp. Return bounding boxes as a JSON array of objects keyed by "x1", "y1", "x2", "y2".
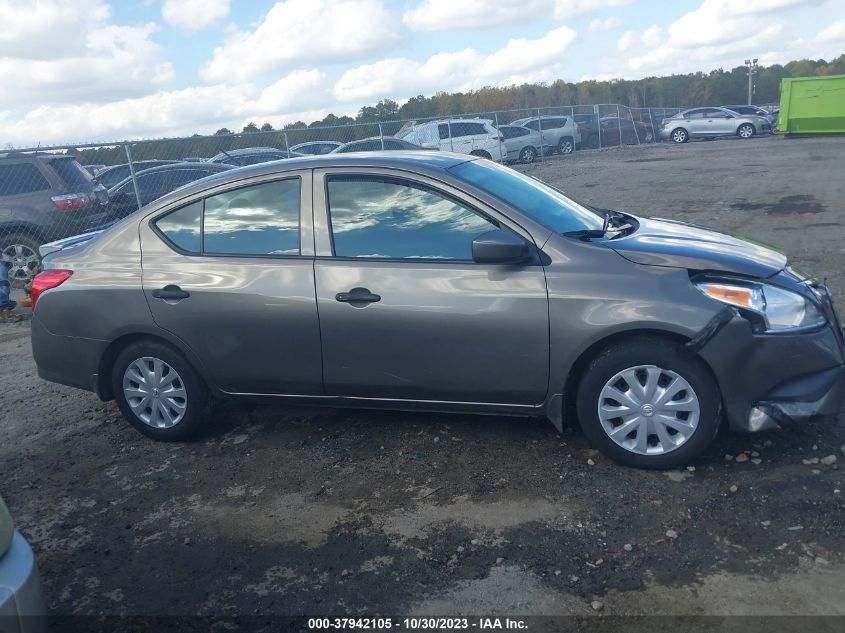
[{"x1": 778, "y1": 74, "x2": 845, "y2": 134}]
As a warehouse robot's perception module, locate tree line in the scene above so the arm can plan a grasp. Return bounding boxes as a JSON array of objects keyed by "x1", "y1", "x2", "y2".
[{"x1": 74, "y1": 55, "x2": 843, "y2": 166}]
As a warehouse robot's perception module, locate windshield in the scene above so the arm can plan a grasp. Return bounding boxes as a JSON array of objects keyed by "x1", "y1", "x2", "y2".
[{"x1": 449, "y1": 160, "x2": 605, "y2": 233}]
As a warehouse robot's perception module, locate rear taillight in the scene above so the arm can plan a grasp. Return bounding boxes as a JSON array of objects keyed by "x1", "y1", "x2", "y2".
[
  {"x1": 51, "y1": 193, "x2": 92, "y2": 211},
  {"x1": 31, "y1": 270, "x2": 73, "y2": 309}
]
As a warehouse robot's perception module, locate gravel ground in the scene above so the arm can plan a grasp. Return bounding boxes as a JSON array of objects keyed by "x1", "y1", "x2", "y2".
[{"x1": 1, "y1": 135, "x2": 844, "y2": 628}]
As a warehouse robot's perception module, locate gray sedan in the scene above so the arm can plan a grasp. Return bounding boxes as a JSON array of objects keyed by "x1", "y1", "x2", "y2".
[
  {"x1": 659, "y1": 107, "x2": 772, "y2": 143},
  {"x1": 29, "y1": 153, "x2": 845, "y2": 469}
]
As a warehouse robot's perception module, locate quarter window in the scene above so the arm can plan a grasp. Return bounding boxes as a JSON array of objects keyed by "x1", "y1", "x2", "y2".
[
  {"x1": 327, "y1": 177, "x2": 498, "y2": 260},
  {"x1": 0, "y1": 163, "x2": 50, "y2": 196},
  {"x1": 155, "y1": 201, "x2": 202, "y2": 253}
]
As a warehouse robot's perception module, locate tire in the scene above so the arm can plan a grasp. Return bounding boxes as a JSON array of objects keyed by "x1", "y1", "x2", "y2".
[
  {"x1": 519, "y1": 146, "x2": 537, "y2": 164},
  {"x1": 112, "y1": 339, "x2": 209, "y2": 441},
  {"x1": 470, "y1": 150, "x2": 492, "y2": 160},
  {"x1": 644, "y1": 131, "x2": 654, "y2": 143},
  {"x1": 575, "y1": 336, "x2": 721, "y2": 469},
  {"x1": 670, "y1": 128, "x2": 688, "y2": 144},
  {"x1": 557, "y1": 137, "x2": 574, "y2": 155},
  {"x1": 737, "y1": 123, "x2": 755, "y2": 139},
  {"x1": 0, "y1": 232, "x2": 41, "y2": 289},
  {"x1": 587, "y1": 134, "x2": 599, "y2": 149}
]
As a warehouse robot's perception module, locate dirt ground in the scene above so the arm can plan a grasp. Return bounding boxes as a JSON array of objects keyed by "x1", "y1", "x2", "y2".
[{"x1": 1, "y1": 135, "x2": 844, "y2": 629}]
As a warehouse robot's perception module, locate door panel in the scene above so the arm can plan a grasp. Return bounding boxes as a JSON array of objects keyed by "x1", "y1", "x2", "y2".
[
  {"x1": 139, "y1": 170, "x2": 323, "y2": 395},
  {"x1": 312, "y1": 169, "x2": 550, "y2": 405}
]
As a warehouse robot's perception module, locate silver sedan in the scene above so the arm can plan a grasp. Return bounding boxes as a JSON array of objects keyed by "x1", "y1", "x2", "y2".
[{"x1": 659, "y1": 107, "x2": 772, "y2": 143}]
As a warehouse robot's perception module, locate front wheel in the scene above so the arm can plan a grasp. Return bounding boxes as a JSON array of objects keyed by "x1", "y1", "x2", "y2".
[
  {"x1": 576, "y1": 337, "x2": 721, "y2": 469},
  {"x1": 112, "y1": 339, "x2": 209, "y2": 441},
  {"x1": 557, "y1": 137, "x2": 574, "y2": 154},
  {"x1": 670, "y1": 128, "x2": 688, "y2": 144},
  {"x1": 737, "y1": 123, "x2": 755, "y2": 139},
  {"x1": 519, "y1": 146, "x2": 537, "y2": 164}
]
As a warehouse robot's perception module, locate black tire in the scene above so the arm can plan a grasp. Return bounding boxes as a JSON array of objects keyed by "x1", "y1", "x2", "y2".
[
  {"x1": 0, "y1": 232, "x2": 42, "y2": 289},
  {"x1": 557, "y1": 137, "x2": 574, "y2": 154},
  {"x1": 112, "y1": 339, "x2": 209, "y2": 441},
  {"x1": 575, "y1": 336, "x2": 721, "y2": 469},
  {"x1": 470, "y1": 150, "x2": 492, "y2": 159},
  {"x1": 670, "y1": 128, "x2": 688, "y2": 144},
  {"x1": 737, "y1": 123, "x2": 755, "y2": 139},
  {"x1": 587, "y1": 134, "x2": 599, "y2": 149},
  {"x1": 519, "y1": 146, "x2": 537, "y2": 164}
]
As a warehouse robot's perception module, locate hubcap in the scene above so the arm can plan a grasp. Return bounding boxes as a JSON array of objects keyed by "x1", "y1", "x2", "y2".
[
  {"x1": 597, "y1": 365, "x2": 700, "y2": 456},
  {"x1": 522, "y1": 147, "x2": 536, "y2": 163},
  {"x1": 122, "y1": 357, "x2": 187, "y2": 429},
  {"x1": 740, "y1": 126, "x2": 752, "y2": 138},
  {"x1": 560, "y1": 141, "x2": 573, "y2": 154},
  {"x1": 673, "y1": 130, "x2": 685, "y2": 142},
  {"x1": 1, "y1": 243, "x2": 40, "y2": 283}
]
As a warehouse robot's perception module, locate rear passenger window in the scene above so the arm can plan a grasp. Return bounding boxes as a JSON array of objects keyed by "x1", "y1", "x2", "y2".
[
  {"x1": 155, "y1": 201, "x2": 202, "y2": 253},
  {"x1": 204, "y1": 179, "x2": 300, "y2": 256},
  {"x1": 0, "y1": 163, "x2": 51, "y2": 196}
]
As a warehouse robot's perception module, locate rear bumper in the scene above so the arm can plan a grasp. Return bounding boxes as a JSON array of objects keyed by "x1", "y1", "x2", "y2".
[
  {"x1": 0, "y1": 532, "x2": 47, "y2": 633},
  {"x1": 698, "y1": 310, "x2": 845, "y2": 432},
  {"x1": 30, "y1": 314, "x2": 106, "y2": 395}
]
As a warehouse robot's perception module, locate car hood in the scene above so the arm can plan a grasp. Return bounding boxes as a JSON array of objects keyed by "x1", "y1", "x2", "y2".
[{"x1": 606, "y1": 216, "x2": 787, "y2": 278}]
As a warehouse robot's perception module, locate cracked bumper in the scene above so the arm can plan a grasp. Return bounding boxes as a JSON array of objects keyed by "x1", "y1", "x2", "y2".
[{"x1": 697, "y1": 307, "x2": 845, "y2": 433}]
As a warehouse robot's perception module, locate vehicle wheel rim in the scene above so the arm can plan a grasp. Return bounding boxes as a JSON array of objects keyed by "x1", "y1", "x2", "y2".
[
  {"x1": 1, "y1": 243, "x2": 40, "y2": 283},
  {"x1": 740, "y1": 126, "x2": 752, "y2": 138},
  {"x1": 123, "y1": 357, "x2": 188, "y2": 429},
  {"x1": 521, "y1": 147, "x2": 536, "y2": 163},
  {"x1": 560, "y1": 141, "x2": 573, "y2": 154},
  {"x1": 646, "y1": 132, "x2": 654, "y2": 142},
  {"x1": 672, "y1": 130, "x2": 685, "y2": 143},
  {"x1": 597, "y1": 365, "x2": 700, "y2": 456}
]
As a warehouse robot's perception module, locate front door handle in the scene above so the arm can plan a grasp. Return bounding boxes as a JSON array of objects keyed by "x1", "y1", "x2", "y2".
[
  {"x1": 336, "y1": 287, "x2": 381, "y2": 303},
  {"x1": 152, "y1": 285, "x2": 190, "y2": 301}
]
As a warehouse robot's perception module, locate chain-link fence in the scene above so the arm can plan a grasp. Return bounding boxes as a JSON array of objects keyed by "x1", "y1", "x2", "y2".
[{"x1": 0, "y1": 103, "x2": 688, "y2": 288}]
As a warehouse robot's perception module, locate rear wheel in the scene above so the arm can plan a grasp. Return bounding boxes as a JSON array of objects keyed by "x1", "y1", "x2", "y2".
[
  {"x1": 1, "y1": 232, "x2": 41, "y2": 288},
  {"x1": 670, "y1": 128, "x2": 688, "y2": 144},
  {"x1": 557, "y1": 137, "x2": 574, "y2": 154},
  {"x1": 737, "y1": 123, "x2": 755, "y2": 139},
  {"x1": 575, "y1": 337, "x2": 721, "y2": 469},
  {"x1": 519, "y1": 146, "x2": 537, "y2": 164},
  {"x1": 112, "y1": 340, "x2": 209, "y2": 441}
]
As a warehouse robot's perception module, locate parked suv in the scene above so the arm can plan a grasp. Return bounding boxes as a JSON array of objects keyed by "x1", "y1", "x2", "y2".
[
  {"x1": 509, "y1": 116, "x2": 581, "y2": 155},
  {"x1": 0, "y1": 153, "x2": 109, "y2": 286},
  {"x1": 396, "y1": 119, "x2": 506, "y2": 162}
]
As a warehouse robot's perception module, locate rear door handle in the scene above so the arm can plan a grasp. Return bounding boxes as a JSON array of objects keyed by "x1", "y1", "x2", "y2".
[
  {"x1": 336, "y1": 287, "x2": 381, "y2": 303},
  {"x1": 152, "y1": 285, "x2": 190, "y2": 301}
]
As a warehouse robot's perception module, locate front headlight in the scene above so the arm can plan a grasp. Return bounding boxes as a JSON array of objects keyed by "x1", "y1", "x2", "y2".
[{"x1": 695, "y1": 280, "x2": 826, "y2": 331}]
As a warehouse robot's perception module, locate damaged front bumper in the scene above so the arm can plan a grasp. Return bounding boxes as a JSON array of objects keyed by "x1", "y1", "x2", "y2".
[{"x1": 695, "y1": 293, "x2": 845, "y2": 432}]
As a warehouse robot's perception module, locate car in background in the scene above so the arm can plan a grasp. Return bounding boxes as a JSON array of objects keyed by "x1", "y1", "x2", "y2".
[
  {"x1": 0, "y1": 496, "x2": 47, "y2": 632},
  {"x1": 94, "y1": 160, "x2": 179, "y2": 189},
  {"x1": 290, "y1": 141, "x2": 341, "y2": 155},
  {"x1": 0, "y1": 153, "x2": 110, "y2": 287},
  {"x1": 207, "y1": 147, "x2": 295, "y2": 166},
  {"x1": 599, "y1": 117, "x2": 654, "y2": 145},
  {"x1": 660, "y1": 107, "x2": 771, "y2": 143},
  {"x1": 573, "y1": 114, "x2": 600, "y2": 149},
  {"x1": 396, "y1": 119, "x2": 506, "y2": 162},
  {"x1": 509, "y1": 116, "x2": 580, "y2": 155},
  {"x1": 83, "y1": 164, "x2": 106, "y2": 176},
  {"x1": 106, "y1": 162, "x2": 233, "y2": 219},
  {"x1": 331, "y1": 137, "x2": 434, "y2": 153},
  {"x1": 723, "y1": 105, "x2": 777, "y2": 125},
  {"x1": 498, "y1": 125, "x2": 543, "y2": 163}
]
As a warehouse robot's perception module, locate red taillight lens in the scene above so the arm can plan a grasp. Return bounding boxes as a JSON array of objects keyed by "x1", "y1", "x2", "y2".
[
  {"x1": 51, "y1": 193, "x2": 92, "y2": 211},
  {"x1": 31, "y1": 270, "x2": 73, "y2": 309}
]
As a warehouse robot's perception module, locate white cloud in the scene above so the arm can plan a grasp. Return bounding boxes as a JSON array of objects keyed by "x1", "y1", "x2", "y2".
[
  {"x1": 816, "y1": 20, "x2": 845, "y2": 42},
  {"x1": 254, "y1": 70, "x2": 330, "y2": 113},
  {"x1": 616, "y1": 25, "x2": 662, "y2": 53},
  {"x1": 201, "y1": 0, "x2": 402, "y2": 83},
  {"x1": 588, "y1": 16, "x2": 621, "y2": 32},
  {"x1": 553, "y1": 0, "x2": 634, "y2": 19},
  {"x1": 0, "y1": 0, "x2": 173, "y2": 109},
  {"x1": 402, "y1": 0, "x2": 547, "y2": 31},
  {"x1": 162, "y1": 0, "x2": 230, "y2": 30},
  {"x1": 334, "y1": 25, "x2": 577, "y2": 102}
]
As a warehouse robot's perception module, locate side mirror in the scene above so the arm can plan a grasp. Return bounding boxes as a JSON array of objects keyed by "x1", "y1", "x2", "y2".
[{"x1": 472, "y1": 229, "x2": 530, "y2": 264}]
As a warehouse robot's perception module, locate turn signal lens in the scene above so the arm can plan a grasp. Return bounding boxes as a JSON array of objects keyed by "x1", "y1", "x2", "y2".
[{"x1": 699, "y1": 284, "x2": 755, "y2": 308}]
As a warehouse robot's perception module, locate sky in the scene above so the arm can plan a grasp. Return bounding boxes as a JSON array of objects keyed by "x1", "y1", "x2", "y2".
[{"x1": 1, "y1": 0, "x2": 843, "y2": 148}]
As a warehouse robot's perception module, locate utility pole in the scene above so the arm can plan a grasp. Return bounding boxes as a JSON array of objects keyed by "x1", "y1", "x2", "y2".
[{"x1": 744, "y1": 58, "x2": 758, "y2": 105}]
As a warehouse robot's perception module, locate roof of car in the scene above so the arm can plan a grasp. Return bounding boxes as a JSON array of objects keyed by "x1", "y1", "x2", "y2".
[
  {"x1": 108, "y1": 161, "x2": 233, "y2": 193},
  {"x1": 146, "y1": 151, "x2": 475, "y2": 209}
]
